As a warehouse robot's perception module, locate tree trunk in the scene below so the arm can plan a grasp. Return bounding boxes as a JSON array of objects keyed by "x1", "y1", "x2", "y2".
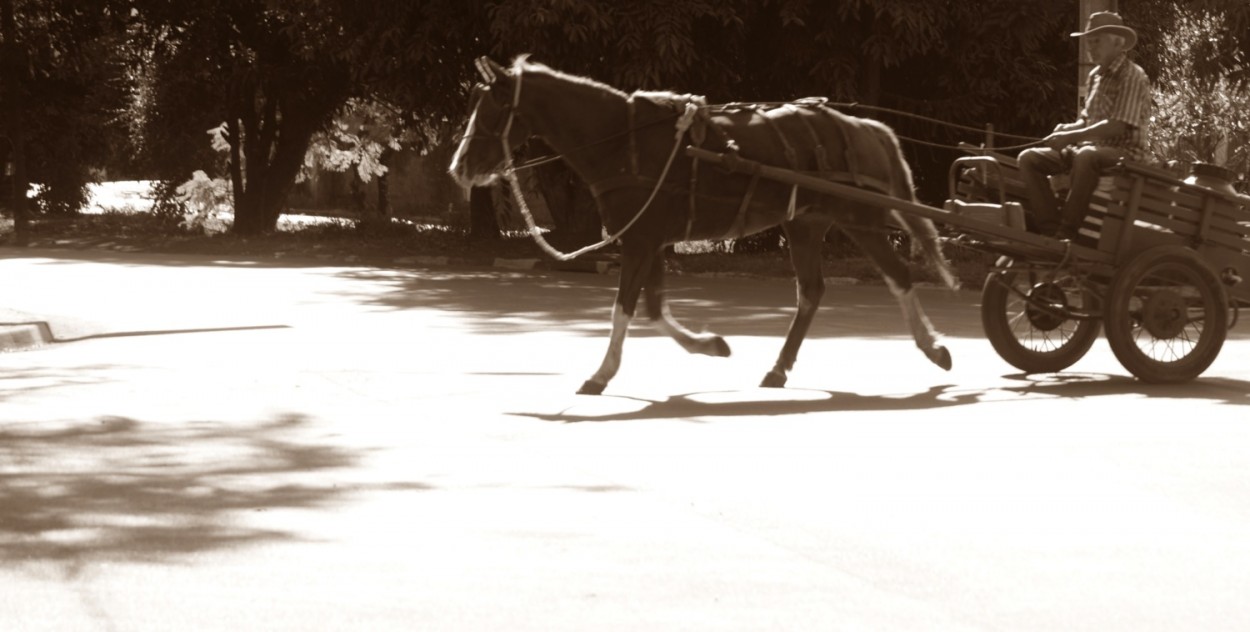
[
  {"x1": 376, "y1": 149, "x2": 393, "y2": 218},
  {"x1": 228, "y1": 117, "x2": 327, "y2": 234},
  {"x1": 357, "y1": 149, "x2": 394, "y2": 229},
  {"x1": 469, "y1": 185, "x2": 500, "y2": 241},
  {"x1": 1, "y1": 0, "x2": 28, "y2": 245},
  {"x1": 226, "y1": 66, "x2": 346, "y2": 236}
]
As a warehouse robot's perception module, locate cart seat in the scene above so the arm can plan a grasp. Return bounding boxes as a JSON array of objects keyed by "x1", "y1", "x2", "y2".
[{"x1": 949, "y1": 149, "x2": 1119, "y2": 249}]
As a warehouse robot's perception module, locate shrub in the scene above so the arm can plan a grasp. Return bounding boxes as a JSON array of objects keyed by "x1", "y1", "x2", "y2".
[{"x1": 174, "y1": 171, "x2": 233, "y2": 235}]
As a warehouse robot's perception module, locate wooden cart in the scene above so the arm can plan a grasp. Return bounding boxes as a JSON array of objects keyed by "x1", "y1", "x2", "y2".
[{"x1": 687, "y1": 146, "x2": 1250, "y2": 383}]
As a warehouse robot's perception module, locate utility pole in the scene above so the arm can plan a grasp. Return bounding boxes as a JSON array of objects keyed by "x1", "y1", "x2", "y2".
[{"x1": 1078, "y1": 0, "x2": 1118, "y2": 112}]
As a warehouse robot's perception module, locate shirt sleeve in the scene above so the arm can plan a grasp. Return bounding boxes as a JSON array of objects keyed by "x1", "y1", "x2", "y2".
[{"x1": 1107, "y1": 65, "x2": 1151, "y2": 129}]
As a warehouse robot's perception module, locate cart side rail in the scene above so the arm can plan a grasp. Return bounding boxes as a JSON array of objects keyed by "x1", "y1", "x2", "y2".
[{"x1": 1102, "y1": 164, "x2": 1250, "y2": 305}]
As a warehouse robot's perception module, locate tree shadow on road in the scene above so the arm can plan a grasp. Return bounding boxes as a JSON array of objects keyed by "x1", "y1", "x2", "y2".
[
  {"x1": 332, "y1": 267, "x2": 988, "y2": 339},
  {"x1": 0, "y1": 365, "x2": 117, "y2": 403},
  {"x1": 519, "y1": 372, "x2": 1250, "y2": 423},
  {"x1": 0, "y1": 413, "x2": 416, "y2": 573}
]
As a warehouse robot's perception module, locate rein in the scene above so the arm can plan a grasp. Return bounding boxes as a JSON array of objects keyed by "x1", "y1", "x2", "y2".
[
  {"x1": 485, "y1": 70, "x2": 1041, "y2": 261},
  {"x1": 507, "y1": 100, "x2": 1044, "y2": 176},
  {"x1": 498, "y1": 65, "x2": 699, "y2": 262}
]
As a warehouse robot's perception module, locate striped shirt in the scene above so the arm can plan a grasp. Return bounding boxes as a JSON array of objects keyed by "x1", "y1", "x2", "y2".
[{"x1": 1081, "y1": 53, "x2": 1151, "y2": 161}]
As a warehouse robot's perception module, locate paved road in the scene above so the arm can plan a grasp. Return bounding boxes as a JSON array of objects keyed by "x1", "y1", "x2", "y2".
[{"x1": 2, "y1": 247, "x2": 1248, "y2": 631}]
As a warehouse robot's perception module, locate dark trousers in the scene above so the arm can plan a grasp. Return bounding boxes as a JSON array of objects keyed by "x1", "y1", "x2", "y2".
[{"x1": 1018, "y1": 144, "x2": 1127, "y2": 233}]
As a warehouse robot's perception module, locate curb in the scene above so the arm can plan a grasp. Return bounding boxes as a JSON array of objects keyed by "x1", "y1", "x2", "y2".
[{"x1": 0, "y1": 322, "x2": 54, "y2": 353}]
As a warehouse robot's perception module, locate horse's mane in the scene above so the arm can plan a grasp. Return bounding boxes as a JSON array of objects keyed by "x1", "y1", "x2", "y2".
[
  {"x1": 634, "y1": 90, "x2": 707, "y2": 110},
  {"x1": 510, "y1": 55, "x2": 706, "y2": 109},
  {"x1": 511, "y1": 56, "x2": 629, "y2": 100}
]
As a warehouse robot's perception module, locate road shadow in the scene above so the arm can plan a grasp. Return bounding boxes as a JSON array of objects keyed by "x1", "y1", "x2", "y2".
[
  {"x1": 0, "y1": 413, "x2": 425, "y2": 572},
  {"x1": 0, "y1": 365, "x2": 117, "y2": 403},
  {"x1": 2, "y1": 247, "x2": 369, "y2": 270},
  {"x1": 332, "y1": 267, "x2": 988, "y2": 339},
  {"x1": 518, "y1": 372, "x2": 1250, "y2": 423}
]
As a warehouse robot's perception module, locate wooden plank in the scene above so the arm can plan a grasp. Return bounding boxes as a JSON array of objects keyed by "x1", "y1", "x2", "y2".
[{"x1": 1106, "y1": 176, "x2": 1250, "y2": 252}]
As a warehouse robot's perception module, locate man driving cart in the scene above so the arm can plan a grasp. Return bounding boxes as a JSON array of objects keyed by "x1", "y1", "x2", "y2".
[{"x1": 1018, "y1": 11, "x2": 1152, "y2": 240}]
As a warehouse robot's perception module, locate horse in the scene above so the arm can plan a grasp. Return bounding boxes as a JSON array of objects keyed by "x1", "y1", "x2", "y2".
[{"x1": 449, "y1": 56, "x2": 957, "y2": 395}]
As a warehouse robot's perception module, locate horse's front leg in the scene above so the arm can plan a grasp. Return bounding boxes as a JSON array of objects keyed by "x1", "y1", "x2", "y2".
[
  {"x1": 578, "y1": 250, "x2": 654, "y2": 395},
  {"x1": 578, "y1": 303, "x2": 631, "y2": 395},
  {"x1": 644, "y1": 249, "x2": 731, "y2": 358}
]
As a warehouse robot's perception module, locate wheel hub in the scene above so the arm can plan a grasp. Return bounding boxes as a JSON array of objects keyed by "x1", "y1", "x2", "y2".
[
  {"x1": 1141, "y1": 289, "x2": 1189, "y2": 338},
  {"x1": 1025, "y1": 283, "x2": 1069, "y2": 331}
]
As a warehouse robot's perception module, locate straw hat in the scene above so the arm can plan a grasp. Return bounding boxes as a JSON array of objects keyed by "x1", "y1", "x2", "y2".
[{"x1": 1071, "y1": 11, "x2": 1137, "y2": 49}]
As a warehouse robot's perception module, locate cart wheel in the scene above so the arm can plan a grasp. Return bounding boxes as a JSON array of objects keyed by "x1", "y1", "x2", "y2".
[
  {"x1": 1105, "y1": 246, "x2": 1227, "y2": 383},
  {"x1": 981, "y1": 257, "x2": 1102, "y2": 373}
]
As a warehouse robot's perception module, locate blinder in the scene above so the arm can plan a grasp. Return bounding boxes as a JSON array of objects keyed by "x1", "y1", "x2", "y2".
[{"x1": 475, "y1": 56, "x2": 496, "y2": 83}]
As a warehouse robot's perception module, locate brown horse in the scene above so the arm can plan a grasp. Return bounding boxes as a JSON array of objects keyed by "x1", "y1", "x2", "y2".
[{"x1": 450, "y1": 56, "x2": 956, "y2": 395}]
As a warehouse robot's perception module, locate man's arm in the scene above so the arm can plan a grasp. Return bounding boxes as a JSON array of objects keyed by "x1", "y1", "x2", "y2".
[{"x1": 1043, "y1": 119, "x2": 1130, "y2": 150}]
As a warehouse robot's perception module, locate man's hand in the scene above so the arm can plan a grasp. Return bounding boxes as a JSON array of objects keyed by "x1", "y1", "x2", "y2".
[{"x1": 1043, "y1": 130, "x2": 1079, "y2": 151}]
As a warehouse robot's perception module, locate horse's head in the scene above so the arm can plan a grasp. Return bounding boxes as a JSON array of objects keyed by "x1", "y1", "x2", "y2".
[{"x1": 449, "y1": 57, "x2": 531, "y2": 188}]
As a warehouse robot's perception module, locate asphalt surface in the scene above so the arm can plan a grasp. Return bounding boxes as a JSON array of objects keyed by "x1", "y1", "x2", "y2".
[{"x1": 2, "y1": 246, "x2": 1249, "y2": 631}]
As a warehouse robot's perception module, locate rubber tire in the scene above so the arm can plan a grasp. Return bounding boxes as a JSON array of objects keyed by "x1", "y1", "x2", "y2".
[
  {"x1": 981, "y1": 259, "x2": 1102, "y2": 374},
  {"x1": 1104, "y1": 246, "x2": 1227, "y2": 383}
]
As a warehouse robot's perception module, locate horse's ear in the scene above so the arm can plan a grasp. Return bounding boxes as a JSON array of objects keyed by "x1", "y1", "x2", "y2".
[{"x1": 475, "y1": 57, "x2": 497, "y2": 83}]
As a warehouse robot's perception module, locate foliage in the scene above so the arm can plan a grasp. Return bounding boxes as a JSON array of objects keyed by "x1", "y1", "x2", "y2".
[
  {"x1": 174, "y1": 170, "x2": 232, "y2": 235},
  {"x1": 130, "y1": 0, "x2": 355, "y2": 235},
  {"x1": 1141, "y1": 4, "x2": 1250, "y2": 176},
  {"x1": 281, "y1": 0, "x2": 489, "y2": 151},
  {"x1": 477, "y1": 0, "x2": 1075, "y2": 205},
  {"x1": 3, "y1": 0, "x2": 134, "y2": 216},
  {"x1": 17, "y1": 1, "x2": 1250, "y2": 249},
  {"x1": 485, "y1": 0, "x2": 747, "y2": 95},
  {"x1": 304, "y1": 99, "x2": 407, "y2": 184}
]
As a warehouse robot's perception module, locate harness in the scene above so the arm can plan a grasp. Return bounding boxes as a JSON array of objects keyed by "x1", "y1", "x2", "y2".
[
  {"x1": 691, "y1": 100, "x2": 898, "y2": 239},
  {"x1": 493, "y1": 65, "x2": 899, "y2": 259},
  {"x1": 499, "y1": 67, "x2": 698, "y2": 262}
]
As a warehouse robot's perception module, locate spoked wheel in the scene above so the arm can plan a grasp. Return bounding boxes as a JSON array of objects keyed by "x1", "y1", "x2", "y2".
[
  {"x1": 1104, "y1": 246, "x2": 1227, "y2": 383},
  {"x1": 981, "y1": 257, "x2": 1102, "y2": 373}
]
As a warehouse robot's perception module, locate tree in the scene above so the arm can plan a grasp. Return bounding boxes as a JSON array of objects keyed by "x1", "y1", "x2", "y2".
[
  {"x1": 303, "y1": 98, "x2": 414, "y2": 226},
  {"x1": 132, "y1": 0, "x2": 1082, "y2": 244},
  {"x1": 729, "y1": 1, "x2": 1074, "y2": 200},
  {"x1": 1133, "y1": 3, "x2": 1250, "y2": 178},
  {"x1": 0, "y1": 0, "x2": 25, "y2": 241},
  {"x1": 131, "y1": 0, "x2": 354, "y2": 235},
  {"x1": 286, "y1": 0, "x2": 496, "y2": 234},
  {"x1": 1, "y1": 0, "x2": 133, "y2": 244}
]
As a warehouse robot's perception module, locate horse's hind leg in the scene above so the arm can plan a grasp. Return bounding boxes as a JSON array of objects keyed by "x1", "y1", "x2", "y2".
[
  {"x1": 643, "y1": 249, "x2": 731, "y2": 358},
  {"x1": 578, "y1": 248, "x2": 655, "y2": 395},
  {"x1": 842, "y1": 224, "x2": 952, "y2": 371},
  {"x1": 763, "y1": 213, "x2": 837, "y2": 388}
]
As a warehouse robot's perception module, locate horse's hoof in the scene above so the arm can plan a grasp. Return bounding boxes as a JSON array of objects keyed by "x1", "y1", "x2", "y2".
[
  {"x1": 760, "y1": 370, "x2": 787, "y2": 388},
  {"x1": 930, "y1": 346, "x2": 953, "y2": 371},
  {"x1": 689, "y1": 334, "x2": 731, "y2": 357},
  {"x1": 577, "y1": 380, "x2": 606, "y2": 395}
]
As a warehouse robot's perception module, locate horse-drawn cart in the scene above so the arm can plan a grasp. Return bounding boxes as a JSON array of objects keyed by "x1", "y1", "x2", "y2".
[
  {"x1": 687, "y1": 145, "x2": 1250, "y2": 384},
  {"x1": 453, "y1": 57, "x2": 1246, "y2": 393}
]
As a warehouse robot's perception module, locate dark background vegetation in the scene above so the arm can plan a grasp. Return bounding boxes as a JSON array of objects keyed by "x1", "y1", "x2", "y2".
[{"x1": 2, "y1": 0, "x2": 1249, "y2": 272}]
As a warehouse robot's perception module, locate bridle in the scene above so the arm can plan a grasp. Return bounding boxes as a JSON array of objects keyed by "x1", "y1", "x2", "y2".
[{"x1": 472, "y1": 57, "x2": 698, "y2": 262}]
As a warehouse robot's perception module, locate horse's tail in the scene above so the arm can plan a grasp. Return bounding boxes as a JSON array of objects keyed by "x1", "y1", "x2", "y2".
[{"x1": 876, "y1": 128, "x2": 959, "y2": 291}]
